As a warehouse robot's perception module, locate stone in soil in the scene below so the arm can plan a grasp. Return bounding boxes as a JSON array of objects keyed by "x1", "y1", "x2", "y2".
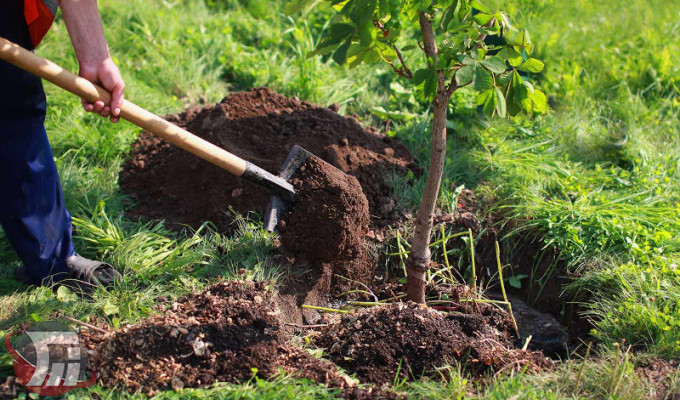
[
  {"x1": 119, "y1": 88, "x2": 418, "y2": 232},
  {"x1": 316, "y1": 298, "x2": 552, "y2": 384},
  {"x1": 83, "y1": 281, "x2": 351, "y2": 396}
]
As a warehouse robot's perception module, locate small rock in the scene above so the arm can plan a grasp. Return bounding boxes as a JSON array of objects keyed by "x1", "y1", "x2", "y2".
[
  {"x1": 170, "y1": 376, "x2": 184, "y2": 390},
  {"x1": 378, "y1": 197, "x2": 395, "y2": 214},
  {"x1": 231, "y1": 188, "x2": 243, "y2": 198}
]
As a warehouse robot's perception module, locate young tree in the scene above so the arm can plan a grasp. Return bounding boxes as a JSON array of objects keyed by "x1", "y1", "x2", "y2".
[{"x1": 286, "y1": 0, "x2": 546, "y2": 303}]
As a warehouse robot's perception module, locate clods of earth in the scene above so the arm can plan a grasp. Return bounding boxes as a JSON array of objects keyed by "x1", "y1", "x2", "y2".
[
  {"x1": 76, "y1": 89, "x2": 564, "y2": 395},
  {"x1": 120, "y1": 87, "x2": 418, "y2": 232},
  {"x1": 81, "y1": 280, "x2": 549, "y2": 396},
  {"x1": 82, "y1": 281, "x2": 351, "y2": 396}
]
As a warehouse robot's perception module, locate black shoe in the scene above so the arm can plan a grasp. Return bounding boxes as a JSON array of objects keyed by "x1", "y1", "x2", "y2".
[
  {"x1": 62, "y1": 255, "x2": 122, "y2": 292},
  {"x1": 15, "y1": 256, "x2": 122, "y2": 292}
]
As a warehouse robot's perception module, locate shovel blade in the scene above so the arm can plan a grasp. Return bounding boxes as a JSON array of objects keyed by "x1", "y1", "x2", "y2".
[{"x1": 263, "y1": 145, "x2": 314, "y2": 232}]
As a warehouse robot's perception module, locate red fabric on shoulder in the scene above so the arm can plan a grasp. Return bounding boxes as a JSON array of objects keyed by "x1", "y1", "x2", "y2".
[{"x1": 24, "y1": 0, "x2": 59, "y2": 47}]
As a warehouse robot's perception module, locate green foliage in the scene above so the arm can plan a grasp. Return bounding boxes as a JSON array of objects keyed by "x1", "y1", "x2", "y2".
[
  {"x1": 569, "y1": 258, "x2": 680, "y2": 357},
  {"x1": 286, "y1": 0, "x2": 547, "y2": 116}
]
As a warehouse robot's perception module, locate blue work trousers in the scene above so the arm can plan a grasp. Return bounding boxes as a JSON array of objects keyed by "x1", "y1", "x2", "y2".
[{"x1": 1, "y1": 0, "x2": 75, "y2": 283}]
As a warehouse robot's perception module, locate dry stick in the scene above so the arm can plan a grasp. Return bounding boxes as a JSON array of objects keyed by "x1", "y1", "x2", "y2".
[
  {"x1": 284, "y1": 323, "x2": 328, "y2": 329},
  {"x1": 574, "y1": 341, "x2": 592, "y2": 395},
  {"x1": 62, "y1": 316, "x2": 108, "y2": 334},
  {"x1": 495, "y1": 241, "x2": 520, "y2": 338},
  {"x1": 301, "y1": 305, "x2": 350, "y2": 314}
]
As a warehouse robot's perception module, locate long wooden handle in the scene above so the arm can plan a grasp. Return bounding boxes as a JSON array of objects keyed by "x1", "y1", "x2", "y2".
[{"x1": 0, "y1": 37, "x2": 247, "y2": 177}]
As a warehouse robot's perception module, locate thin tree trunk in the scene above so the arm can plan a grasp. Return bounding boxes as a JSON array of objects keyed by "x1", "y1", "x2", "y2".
[{"x1": 406, "y1": 12, "x2": 450, "y2": 303}]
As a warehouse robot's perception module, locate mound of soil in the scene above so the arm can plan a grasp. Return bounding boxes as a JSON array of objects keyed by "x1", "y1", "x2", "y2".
[
  {"x1": 120, "y1": 88, "x2": 417, "y2": 232},
  {"x1": 83, "y1": 281, "x2": 350, "y2": 396},
  {"x1": 280, "y1": 156, "x2": 369, "y2": 263},
  {"x1": 316, "y1": 299, "x2": 551, "y2": 384}
]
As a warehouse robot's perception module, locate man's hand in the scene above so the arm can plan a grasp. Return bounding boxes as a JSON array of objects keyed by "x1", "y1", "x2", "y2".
[
  {"x1": 60, "y1": 0, "x2": 125, "y2": 123},
  {"x1": 79, "y1": 58, "x2": 125, "y2": 123}
]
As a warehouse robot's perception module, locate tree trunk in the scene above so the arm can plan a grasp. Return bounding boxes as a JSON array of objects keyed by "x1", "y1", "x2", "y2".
[{"x1": 406, "y1": 13, "x2": 450, "y2": 303}]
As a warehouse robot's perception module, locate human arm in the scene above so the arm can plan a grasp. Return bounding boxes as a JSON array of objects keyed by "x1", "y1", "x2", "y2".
[{"x1": 60, "y1": 0, "x2": 124, "y2": 123}]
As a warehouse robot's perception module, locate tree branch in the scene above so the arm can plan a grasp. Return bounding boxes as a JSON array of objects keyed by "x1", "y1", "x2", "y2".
[{"x1": 373, "y1": 20, "x2": 413, "y2": 79}]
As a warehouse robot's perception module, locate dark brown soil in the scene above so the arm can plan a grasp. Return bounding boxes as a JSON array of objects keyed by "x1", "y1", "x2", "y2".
[
  {"x1": 635, "y1": 358, "x2": 680, "y2": 400},
  {"x1": 119, "y1": 88, "x2": 417, "y2": 232},
  {"x1": 83, "y1": 281, "x2": 351, "y2": 396},
  {"x1": 280, "y1": 156, "x2": 369, "y2": 264},
  {"x1": 316, "y1": 297, "x2": 552, "y2": 384}
]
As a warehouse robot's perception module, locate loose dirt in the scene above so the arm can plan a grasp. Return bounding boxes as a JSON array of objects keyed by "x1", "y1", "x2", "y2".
[
  {"x1": 120, "y1": 88, "x2": 417, "y2": 232},
  {"x1": 635, "y1": 358, "x2": 680, "y2": 400},
  {"x1": 83, "y1": 281, "x2": 351, "y2": 396},
  {"x1": 280, "y1": 156, "x2": 369, "y2": 264},
  {"x1": 316, "y1": 296, "x2": 552, "y2": 384},
  {"x1": 275, "y1": 156, "x2": 372, "y2": 323}
]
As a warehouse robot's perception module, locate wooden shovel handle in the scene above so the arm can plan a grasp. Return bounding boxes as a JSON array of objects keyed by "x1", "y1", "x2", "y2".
[{"x1": 0, "y1": 37, "x2": 247, "y2": 177}]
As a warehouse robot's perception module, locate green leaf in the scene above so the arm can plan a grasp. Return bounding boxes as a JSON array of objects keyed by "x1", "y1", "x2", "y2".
[
  {"x1": 424, "y1": 69, "x2": 438, "y2": 101},
  {"x1": 470, "y1": 0, "x2": 491, "y2": 14},
  {"x1": 414, "y1": 68, "x2": 437, "y2": 101},
  {"x1": 414, "y1": 68, "x2": 430, "y2": 84},
  {"x1": 472, "y1": 12, "x2": 494, "y2": 26},
  {"x1": 369, "y1": 106, "x2": 415, "y2": 121},
  {"x1": 493, "y1": 86, "x2": 506, "y2": 117},
  {"x1": 401, "y1": 44, "x2": 417, "y2": 51},
  {"x1": 518, "y1": 58, "x2": 544, "y2": 73},
  {"x1": 480, "y1": 56, "x2": 507, "y2": 74},
  {"x1": 455, "y1": 64, "x2": 475, "y2": 86},
  {"x1": 519, "y1": 84, "x2": 533, "y2": 113},
  {"x1": 414, "y1": 0, "x2": 431, "y2": 11},
  {"x1": 358, "y1": 22, "x2": 377, "y2": 47},
  {"x1": 329, "y1": 23, "x2": 356, "y2": 38},
  {"x1": 364, "y1": 47, "x2": 381, "y2": 63},
  {"x1": 533, "y1": 89, "x2": 548, "y2": 113},
  {"x1": 103, "y1": 300, "x2": 120, "y2": 316},
  {"x1": 480, "y1": 88, "x2": 497, "y2": 117},
  {"x1": 332, "y1": 38, "x2": 352, "y2": 65},
  {"x1": 508, "y1": 274, "x2": 527, "y2": 289},
  {"x1": 284, "y1": 0, "x2": 317, "y2": 15},
  {"x1": 474, "y1": 66, "x2": 493, "y2": 91},
  {"x1": 459, "y1": 54, "x2": 477, "y2": 65},
  {"x1": 56, "y1": 286, "x2": 77, "y2": 303}
]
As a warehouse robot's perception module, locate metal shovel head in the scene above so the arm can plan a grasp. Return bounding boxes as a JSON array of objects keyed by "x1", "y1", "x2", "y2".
[{"x1": 263, "y1": 145, "x2": 314, "y2": 232}]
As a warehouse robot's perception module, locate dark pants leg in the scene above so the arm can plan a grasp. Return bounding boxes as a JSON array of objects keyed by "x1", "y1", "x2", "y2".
[{"x1": 1, "y1": 1, "x2": 76, "y2": 284}]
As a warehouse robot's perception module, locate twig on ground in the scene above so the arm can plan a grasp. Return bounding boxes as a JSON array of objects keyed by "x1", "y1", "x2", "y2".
[
  {"x1": 284, "y1": 323, "x2": 328, "y2": 329},
  {"x1": 62, "y1": 315, "x2": 109, "y2": 334}
]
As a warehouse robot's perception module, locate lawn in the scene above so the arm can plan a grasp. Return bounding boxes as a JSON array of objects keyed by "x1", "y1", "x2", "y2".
[{"x1": 1, "y1": 0, "x2": 680, "y2": 398}]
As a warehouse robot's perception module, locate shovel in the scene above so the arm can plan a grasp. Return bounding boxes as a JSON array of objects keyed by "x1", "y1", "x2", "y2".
[{"x1": 0, "y1": 37, "x2": 312, "y2": 231}]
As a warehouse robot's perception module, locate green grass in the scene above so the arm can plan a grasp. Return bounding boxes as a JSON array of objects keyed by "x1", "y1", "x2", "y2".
[{"x1": 2, "y1": 0, "x2": 680, "y2": 398}]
